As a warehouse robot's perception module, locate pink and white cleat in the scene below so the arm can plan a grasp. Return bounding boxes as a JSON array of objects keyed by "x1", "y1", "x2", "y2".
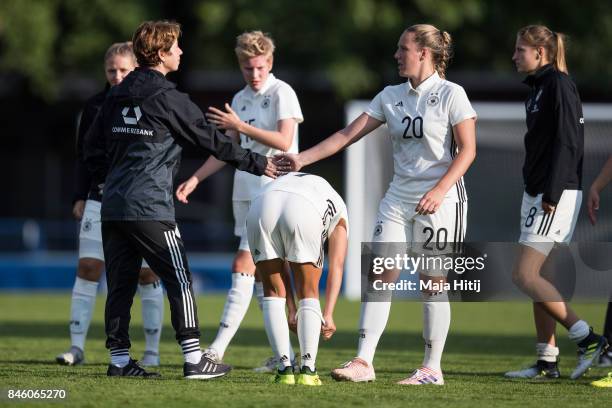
[
  {"x1": 397, "y1": 366, "x2": 444, "y2": 385},
  {"x1": 331, "y1": 357, "x2": 376, "y2": 382}
]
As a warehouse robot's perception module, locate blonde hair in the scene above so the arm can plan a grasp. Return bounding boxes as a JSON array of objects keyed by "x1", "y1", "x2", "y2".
[
  {"x1": 405, "y1": 24, "x2": 453, "y2": 78},
  {"x1": 517, "y1": 25, "x2": 568, "y2": 74},
  {"x1": 234, "y1": 30, "x2": 275, "y2": 62},
  {"x1": 132, "y1": 20, "x2": 181, "y2": 67},
  {"x1": 104, "y1": 41, "x2": 136, "y2": 65}
]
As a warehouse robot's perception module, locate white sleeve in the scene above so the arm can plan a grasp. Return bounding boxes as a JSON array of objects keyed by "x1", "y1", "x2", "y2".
[
  {"x1": 329, "y1": 206, "x2": 349, "y2": 238},
  {"x1": 275, "y1": 84, "x2": 303, "y2": 123},
  {"x1": 230, "y1": 93, "x2": 240, "y2": 113},
  {"x1": 449, "y1": 86, "x2": 477, "y2": 126},
  {"x1": 365, "y1": 89, "x2": 386, "y2": 123}
]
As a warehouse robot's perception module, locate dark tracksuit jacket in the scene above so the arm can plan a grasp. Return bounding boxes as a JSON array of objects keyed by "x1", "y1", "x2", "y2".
[
  {"x1": 522, "y1": 64, "x2": 584, "y2": 205},
  {"x1": 84, "y1": 67, "x2": 268, "y2": 349},
  {"x1": 73, "y1": 86, "x2": 108, "y2": 204}
]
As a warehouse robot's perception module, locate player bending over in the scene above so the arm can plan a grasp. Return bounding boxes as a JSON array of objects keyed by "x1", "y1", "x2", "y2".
[{"x1": 246, "y1": 172, "x2": 348, "y2": 386}]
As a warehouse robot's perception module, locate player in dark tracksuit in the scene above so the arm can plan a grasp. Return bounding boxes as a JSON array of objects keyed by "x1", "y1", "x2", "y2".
[
  {"x1": 505, "y1": 25, "x2": 607, "y2": 381},
  {"x1": 84, "y1": 20, "x2": 278, "y2": 379}
]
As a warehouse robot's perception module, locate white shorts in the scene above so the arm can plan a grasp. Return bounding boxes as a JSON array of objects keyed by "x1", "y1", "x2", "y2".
[
  {"x1": 78, "y1": 199, "x2": 149, "y2": 268},
  {"x1": 247, "y1": 191, "x2": 325, "y2": 268},
  {"x1": 519, "y1": 190, "x2": 582, "y2": 255},
  {"x1": 233, "y1": 200, "x2": 251, "y2": 251},
  {"x1": 371, "y1": 196, "x2": 468, "y2": 276}
]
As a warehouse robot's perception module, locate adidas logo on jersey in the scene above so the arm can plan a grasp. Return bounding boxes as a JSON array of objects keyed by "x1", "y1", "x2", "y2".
[
  {"x1": 394, "y1": 101, "x2": 403, "y2": 107},
  {"x1": 254, "y1": 249, "x2": 261, "y2": 256},
  {"x1": 241, "y1": 106, "x2": 246, "y2": 111}
]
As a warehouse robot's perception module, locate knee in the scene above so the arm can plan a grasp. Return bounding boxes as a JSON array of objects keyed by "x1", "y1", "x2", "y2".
[
  {"x1": 77, "y1": 258, "x2": 104, "y2": 281},
  {"x1": 297, "y1": 285, "x2": 318, "y2": 300},
  {"x1": 232, "y1": 253, "x2": 255, "y2": 275},
  {"x1": 138, "y1": 268, "x2": 158, "y2": 285},
  {"x1": 512, "y1": 268, "x2": 534, "y2": 291}
]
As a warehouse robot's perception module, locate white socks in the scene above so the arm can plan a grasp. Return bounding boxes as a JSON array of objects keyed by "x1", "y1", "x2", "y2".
[
  {"x1": 210, "y1": 273, "x2": 255, "y2": 359},
  {"x1": 256, "y1": 281, "x2": 296, "y2": 362},
  {"x1": 297, "y1": 298, "x2": 323, "y2": 371},
  {"x1": 568, "y1": 320, "x2": 590, "y2": 343},
  {"x1": 110, "y1": 347, "x2": 130, "y2": 367},
  {"x1": 181, "y1": 338, "x2": 202, "y2": 364},
  {"x1": 422, "y1": 291, "x2": 450, "y2": 372},
  {"x1": 255, "y1": 281, "x2": 265, "y2": 311},
  {"x1": 138, "y1": 280, "x2": 164, "y2": 354},
  {"x1": 536, "y1": 342, "x2": 559, "y2": 363},
  {"x1": 70, "y1": 277, "x2": 99, "y2": 351},
  {"x1": 357, "y1": 301, "x2": 391, "y2": 365},
  {"x1": 263, "y1": 297, "x2": 292, "y2": 368}
]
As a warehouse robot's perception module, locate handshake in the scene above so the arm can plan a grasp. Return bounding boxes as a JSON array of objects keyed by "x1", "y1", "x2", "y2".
[{"x1": 263, "y1": 153, "x2": 304, "y2": 179}]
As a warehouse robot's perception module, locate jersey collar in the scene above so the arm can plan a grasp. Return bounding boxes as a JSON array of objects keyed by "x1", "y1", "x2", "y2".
[
  {"x1": 405, "y1": 71, "x2": 441, "y2": 95},
  {"x1": 523, "y1": 64, "x2": 554, "y2": 87},
  {"x1": 245, "y1": 73, "x2": 277, "y2": 97}
]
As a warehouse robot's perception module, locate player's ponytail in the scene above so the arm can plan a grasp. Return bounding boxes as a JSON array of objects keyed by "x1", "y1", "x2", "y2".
[
  {"x1": 437, "y1": 31, "x2": 452, "y2": 79},
  {"x1": 405, "y1": 24, "x2": 453, "y2": 79},
  {"x1": 554, "y1": 32, "x2": 568, "y2": 74},
  {"x1": 517, "y1": 25, "x2": 569, "y2": 74}
]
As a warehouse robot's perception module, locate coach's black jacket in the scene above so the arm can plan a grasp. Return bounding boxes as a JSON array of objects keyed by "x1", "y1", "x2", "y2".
[
  {"x1": 522, "y1": 64, "x2": 584, "y2": 205},
  {"x1": 84, "y1": 67, "x2": 267, "y2": 221},
  {"x1": 73, "y1": 86, "x2": 109, "y2": 204}
]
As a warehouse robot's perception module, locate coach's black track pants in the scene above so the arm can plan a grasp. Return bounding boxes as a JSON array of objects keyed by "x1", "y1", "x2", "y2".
[{"x1": 102, "y1": 220, "x2": 200, "y2": 350}]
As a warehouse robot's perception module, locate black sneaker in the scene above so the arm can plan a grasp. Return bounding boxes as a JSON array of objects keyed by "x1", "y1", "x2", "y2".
[
  {"x1": 107, "y1": 358, "x2": 161, "y2": 378},
  {"x1": 183, "y1": 355, "x2": 232, "y2": 380}
]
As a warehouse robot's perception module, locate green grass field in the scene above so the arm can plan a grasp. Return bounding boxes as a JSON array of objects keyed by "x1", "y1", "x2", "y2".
[{"x1": 0, "y1": 294, "x2": 610, "y2": 407}]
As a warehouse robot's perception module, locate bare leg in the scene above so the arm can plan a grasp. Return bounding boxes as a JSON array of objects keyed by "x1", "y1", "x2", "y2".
[
  {"x1": 534, "y1": 302, "x2": 556, "y2": 345},
  {"x1": 512, "y1": 245, "x2": 579, "y2": 329}
]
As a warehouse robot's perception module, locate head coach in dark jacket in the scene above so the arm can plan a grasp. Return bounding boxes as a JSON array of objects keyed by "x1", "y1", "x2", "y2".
[{"x1": 84, "y1": 20, "x2": 279, "y2": 380}]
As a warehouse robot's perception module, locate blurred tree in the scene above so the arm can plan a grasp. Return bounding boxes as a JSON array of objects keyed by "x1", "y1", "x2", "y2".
[
  {"x1": 1, "y1": 0, "x2": 611, "y2": 100},
  {"x1": 0, "y1": 0, "x2": 157, "y2": 99}
]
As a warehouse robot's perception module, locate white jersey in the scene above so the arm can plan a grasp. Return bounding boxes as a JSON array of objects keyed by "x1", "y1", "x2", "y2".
[
  {"x1": 366, "y1": 72, "x2": 476, "y2": 204},
  {"x1": 232, "y1": 73, "x2": 303, "y2": 200},
  {"x1": 256, "y1": 172, "x2": 349, "y2": 238}
]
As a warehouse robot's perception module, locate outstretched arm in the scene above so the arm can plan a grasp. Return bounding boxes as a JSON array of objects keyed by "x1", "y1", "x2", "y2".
[
  {"x1": 207, "y1": 103, "x2": 298, "y2": 152},
  {"x1": 176, "y1": 130, "x2": 238, "y2": 203},
  {"x1": 276, "y1": 113, "x2": 383, "y2": 172},
  {"x1": 165, "y1": 91, "x2": 278, "y2": 177}
]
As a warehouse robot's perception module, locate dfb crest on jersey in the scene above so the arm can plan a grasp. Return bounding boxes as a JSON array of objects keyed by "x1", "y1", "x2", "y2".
[
  {"x1": 426, "y1": 93, "x2": 440, "y2": 107},
  {"x1": 261, "y1": 97, "x2": 270, "y2": 109},
  {"x1": 82, "y1": 218, "x2": 92, "y2": 232}
]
